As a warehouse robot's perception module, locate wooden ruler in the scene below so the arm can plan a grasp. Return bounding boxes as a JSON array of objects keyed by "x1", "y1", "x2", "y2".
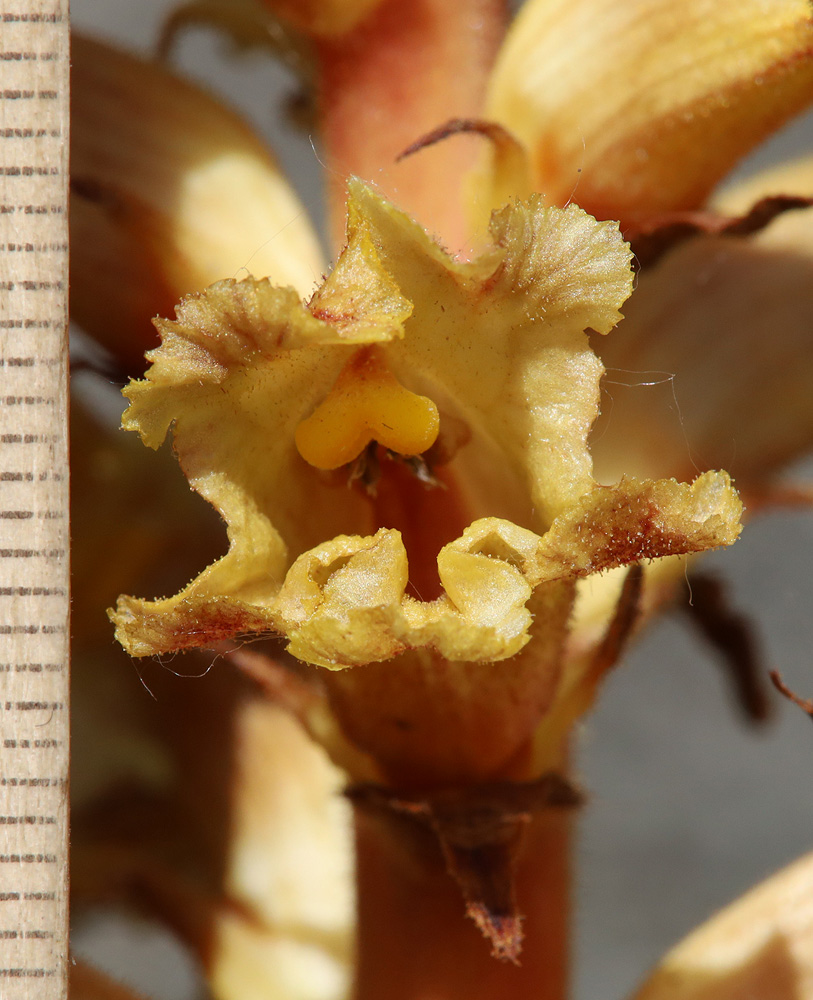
[{"x1": 0, "y1": 3, "x2": 69, "y2": 998}]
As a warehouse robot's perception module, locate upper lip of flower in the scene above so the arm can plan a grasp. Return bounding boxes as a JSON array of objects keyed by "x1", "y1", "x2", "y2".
[{"x1": 71, "y1": 0, "x2": 813, "y2": 509}]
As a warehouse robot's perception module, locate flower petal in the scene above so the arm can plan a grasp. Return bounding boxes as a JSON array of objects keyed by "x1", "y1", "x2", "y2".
[
  {"x1": 534, "y1": 473, "x2": 742, "y2": 581},
  {"x1": 348, "y1": 180, "x2": 634, "y2": 527},
  {"x1": 112, "y1": 183, "x2": 742, "y2": 676},
  {"x1": 71, "y1": 34, "x2": 324, "y2": 373},
  {"x1": 111, "y1": 199, "x2": 413, "y2": 657},
  {"x1": 122, "y1": 243, "x2": 411, "y2": 562},
  {"x1": 111, "y1": 182, "x2": 636, "y2": 657},
  {"x1": 634, "y1": 850, "x2": 813, "y2": 1000},
  {"x1": 592, "y1": 200, "x2": 813, "y2": 488},
  {"x1": 306, "y1": 472, "x2": 740, "y2": 782},
  {"x1": 114, "y1": 472, "x2": 740, "y2": 662},
  {"x1": 484, "y1": 0, "x2": 813, "y2": 225},
  {"x1": 111, "y1": 183, "x2": 742, "y2": 793}
]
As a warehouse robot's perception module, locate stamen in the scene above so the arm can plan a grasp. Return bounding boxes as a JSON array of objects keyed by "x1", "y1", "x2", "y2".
[{"x1": 295, "y1": 351, "x2": 440, "y2": 470}]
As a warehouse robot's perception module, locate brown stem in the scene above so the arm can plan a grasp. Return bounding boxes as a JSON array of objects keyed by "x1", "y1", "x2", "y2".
[
  {"x1": 316, "y1": 0, "x2": 509, "y2": 252},
  {"x1": 352, "y1": 802, "x2": 570, "y2": 1000}
]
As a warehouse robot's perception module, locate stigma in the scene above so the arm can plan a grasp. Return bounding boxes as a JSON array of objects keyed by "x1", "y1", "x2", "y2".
[{"x1": 295, "y1": 350, "x2": 440, "y2": 470}]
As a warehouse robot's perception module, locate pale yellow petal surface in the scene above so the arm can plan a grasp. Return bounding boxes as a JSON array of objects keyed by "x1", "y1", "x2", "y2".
[
  {"x1": 112, "y1": 204, "x2": 412, "y2": 655},
  {"x1": 120, "y1": 227, "x2": 411, "y2": 579},
  {"x1": 349, "y1": 180, "x2": 634, "y2": 528},
  {"x1": 485, "y1": 0, "x2": 813, "y2": 225},
  {"x1": 314, "y1": 473, "x2": 739, "y2": 782},
  {"x1": 72, "y1": 34, "x2": 324, "y2": 371},
  {"x1": 634, "y1": 851, "x2": 813, "y2": 1000},
  {"x1": 208, "y1": 907, "x2": 349, "y2": 1000},
  {"x1": 592, "y1": 202, "x2": 813, "y2": 488},
  {"x1": 213, "y1": 698, "x2": 353, "y2": 1000},
  {"x1": 113, "y1": 183, "x2": 632, "y2": 659}
]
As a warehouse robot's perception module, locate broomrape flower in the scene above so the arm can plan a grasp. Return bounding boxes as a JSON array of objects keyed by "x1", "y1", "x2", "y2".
[{"x1": 69, "y1": 0, "x2": 813, "y2": 998}]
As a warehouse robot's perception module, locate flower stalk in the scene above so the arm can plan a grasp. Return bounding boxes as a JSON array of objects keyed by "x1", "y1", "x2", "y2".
[{"x1": 351, "y1": 804, "x2": 571, "y2": 1000}]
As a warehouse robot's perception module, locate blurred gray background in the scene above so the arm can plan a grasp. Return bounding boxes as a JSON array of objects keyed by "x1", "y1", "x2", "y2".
[{"x1": 69, "y1": 4, "x2": 813, "y2": 998}]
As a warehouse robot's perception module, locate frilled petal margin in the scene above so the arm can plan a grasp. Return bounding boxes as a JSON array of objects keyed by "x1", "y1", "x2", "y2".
[
  {"x1": 114, "y1": 476, "x2": 740, "y2": 664},
  {"x1": 111, "y1": 181, "x2": 741, "y2": 670},
  {"x1": 483, "y1": 0, "x2": 813, "y2": 226}
]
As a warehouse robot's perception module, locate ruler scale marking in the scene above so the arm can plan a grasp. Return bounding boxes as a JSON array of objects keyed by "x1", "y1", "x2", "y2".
[{"x1": 0, "y1": 3, "x2": 69, "y2": 998}]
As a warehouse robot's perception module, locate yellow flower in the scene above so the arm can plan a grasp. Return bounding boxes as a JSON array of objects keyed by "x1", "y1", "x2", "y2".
[
  {"x1": 70, "y1": 0, "x2": 813, "y2": 997},
  {"x1": 110, "y1": 180, "x2": 741, "y2": 789}
]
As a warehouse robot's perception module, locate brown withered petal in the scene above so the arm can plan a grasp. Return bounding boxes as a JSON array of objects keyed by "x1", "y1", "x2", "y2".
[
  {"x1": 484, "y1": 0, "x2": 813, "y2": 226},
  {"x1": 71, "y1": 34, "x2": 324, "y2": 374},
  {"x1": 633, "y1": 851, "x2": 813, "y2": 1000}
]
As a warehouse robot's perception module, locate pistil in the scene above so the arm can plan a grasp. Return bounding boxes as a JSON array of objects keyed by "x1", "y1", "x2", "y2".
[{"x1": 295, "y1": 350, "x2": 440, "y2": 470}]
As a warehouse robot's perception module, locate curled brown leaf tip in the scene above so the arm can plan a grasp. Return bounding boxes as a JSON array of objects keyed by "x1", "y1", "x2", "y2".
[
  {"x1": 770, "y1": 670, "x2": 813, "y2": 721},
  {"x1": 628, "y1": 195, "x2": 813, "y2": 269},
  {"x1": 396, "y1": 118, "x2": 520, "y2": 163},
  {"x1": 681, "y1": 572, "x2": 771, "y2": 724}
]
